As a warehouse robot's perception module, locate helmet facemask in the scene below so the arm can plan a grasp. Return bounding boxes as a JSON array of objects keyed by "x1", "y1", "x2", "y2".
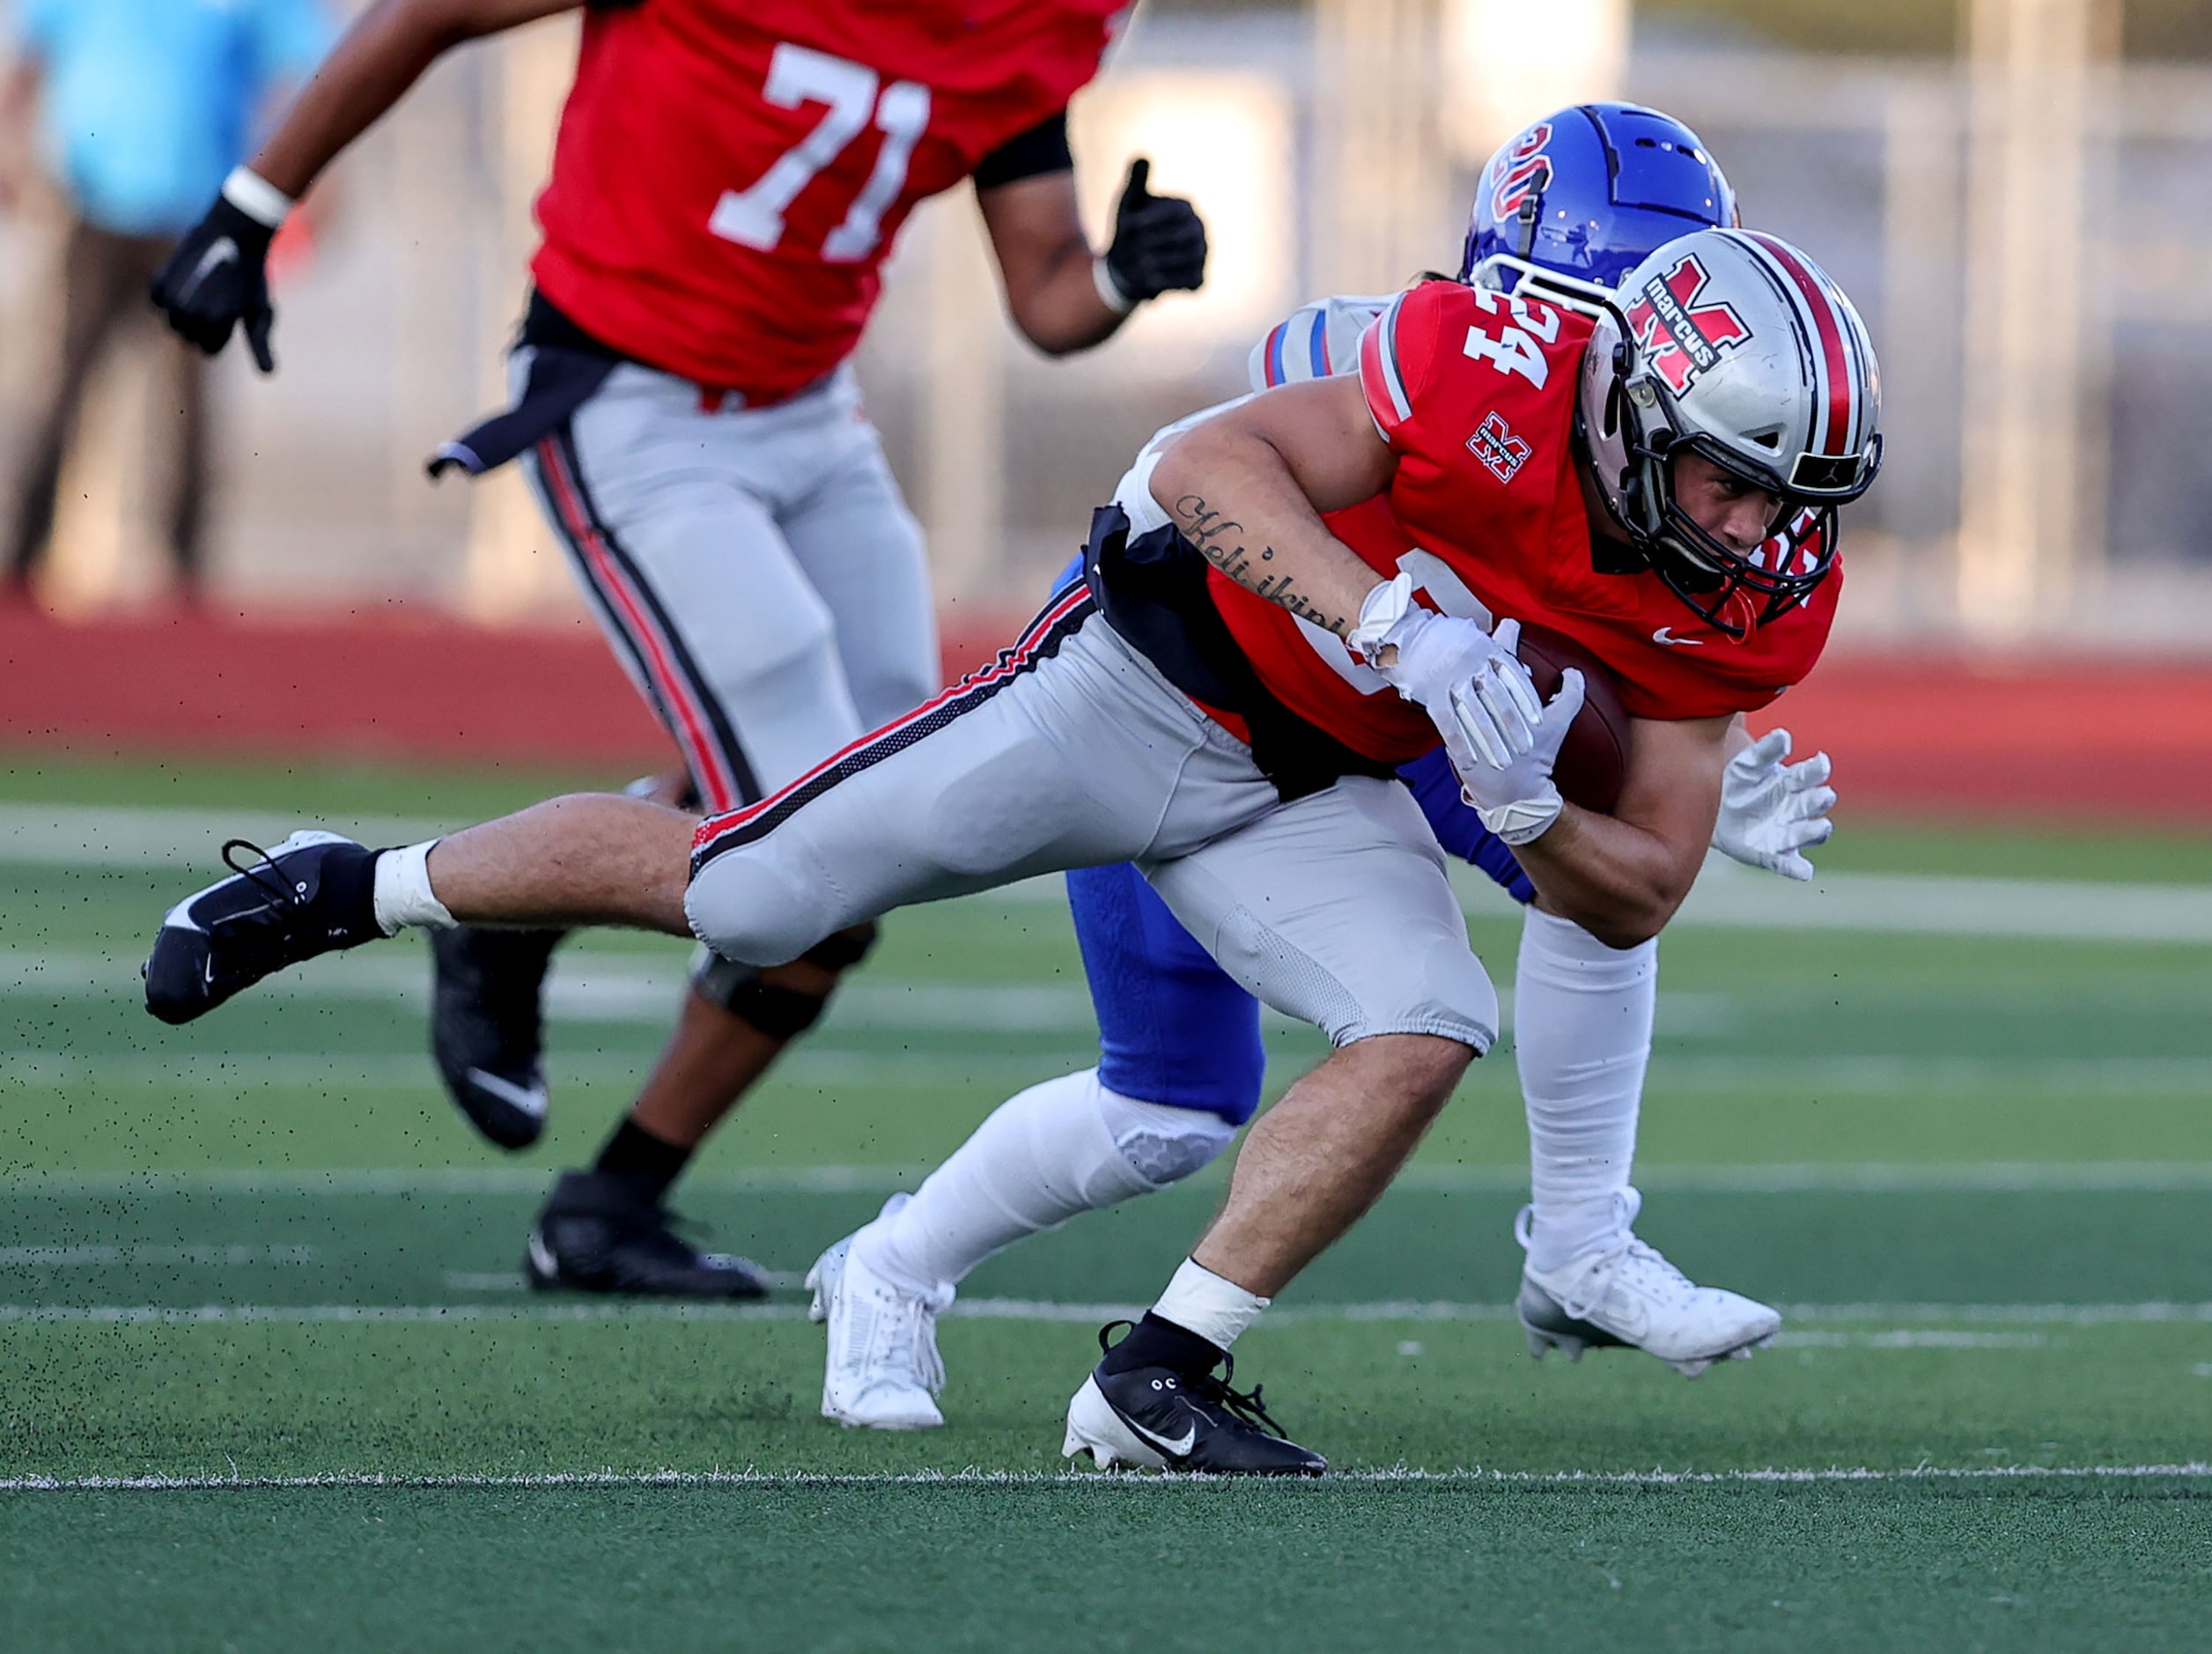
[{"x1": 1624, "y1": 424, "x2": 1865, "y2": 639}]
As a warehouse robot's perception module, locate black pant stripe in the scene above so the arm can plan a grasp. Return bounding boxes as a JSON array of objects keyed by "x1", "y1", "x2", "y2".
[
  {"x1": 544, "y1": 427, "x2": 764, "y2": 809},
  {"x1": 689, "y1": 587, "x2": 1096, "y2": 880}
]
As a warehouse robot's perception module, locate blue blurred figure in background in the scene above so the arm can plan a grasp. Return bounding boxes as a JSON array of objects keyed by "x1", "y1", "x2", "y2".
[{"x1": 0, "y1": 0, "x2": 333, "y2": 603}]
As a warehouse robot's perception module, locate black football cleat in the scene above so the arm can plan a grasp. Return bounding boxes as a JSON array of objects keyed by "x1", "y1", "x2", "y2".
[
  {"x1": 522, "y1": 1170, "x2": 769, "y2": 1300},
  {"x1": 430, "y1": 926, "x2": 564, "y2": 1150},
  {"x1": 1062, "y1": 1321, "x2": 1326, "y2": 1476},
  {"x1": 144, "y1": 832, "x2": 385, "y2": 1025}
]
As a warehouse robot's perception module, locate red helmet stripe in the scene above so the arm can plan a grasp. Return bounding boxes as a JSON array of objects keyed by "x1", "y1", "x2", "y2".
[{"x1": 1744, "y1": 231, "x2": 1854, "y2": 457}]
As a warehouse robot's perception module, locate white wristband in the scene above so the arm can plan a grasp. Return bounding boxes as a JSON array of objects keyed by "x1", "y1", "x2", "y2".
[
  {"x1": 1349, "y1": 572, "x2": 1416, "y2": 668},
  {"x1": 220, "y1": 166, "x2": 294, "y2": 231},
  {"x1": 1473, "y1": 787, "x2": 1564, "y2": 846},
  {"x1": 1092, "y1": 255, "x2": 1136, "y2": 315}
]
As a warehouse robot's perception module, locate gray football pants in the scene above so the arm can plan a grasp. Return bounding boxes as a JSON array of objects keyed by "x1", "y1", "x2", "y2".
[
  {"x1": 520, "y1": 358, "x2": 935, "y2": 813},
  {"x1": 686, "y1": 592, "x2": 1499, "y2": 1052}
]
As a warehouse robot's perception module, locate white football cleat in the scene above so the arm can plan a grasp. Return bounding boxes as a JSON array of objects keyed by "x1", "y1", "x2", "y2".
[
  {"x1": 1515, "y1": 1207, "x2": 1780, "y2": 1378},
  {"x1": 806, "y1": 1195, "x2": 955, "y2": 1431}
]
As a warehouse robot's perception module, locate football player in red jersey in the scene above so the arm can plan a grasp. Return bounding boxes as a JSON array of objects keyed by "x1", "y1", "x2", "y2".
[
  {"x1": 810, "y1": 106, "x2": 1847, "y2": 1435},
  {"x1": 149, "y1": 0, "x2": 1206, "y2": 1297},
  {"x1": 143, "y1": 224, "x2": 1882, "y2": 1473}
]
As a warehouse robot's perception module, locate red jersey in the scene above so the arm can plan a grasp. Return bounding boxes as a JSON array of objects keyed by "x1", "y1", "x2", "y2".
[
  {"x1": 1209, "y1": 279, "x2": 1840, "y2": 764},
  {"x1": 532, "y1": 0, "x2": 1124, "y2": 397}
]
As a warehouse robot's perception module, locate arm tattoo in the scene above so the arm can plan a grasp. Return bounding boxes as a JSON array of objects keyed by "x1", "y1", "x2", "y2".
[{"x1": 1173, "y1": 494, "x2": 1349, "y2": 638}]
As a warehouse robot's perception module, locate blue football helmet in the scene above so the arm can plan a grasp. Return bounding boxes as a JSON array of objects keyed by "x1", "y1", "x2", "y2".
[{"x1": 1459, "y1": 102, "x2": 1738, "y2": 292}]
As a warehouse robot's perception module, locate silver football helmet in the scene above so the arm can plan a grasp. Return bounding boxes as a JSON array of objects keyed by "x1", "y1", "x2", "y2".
[{"x1": 1570, "y1": 228, "x2": 1882, "y2": 634}]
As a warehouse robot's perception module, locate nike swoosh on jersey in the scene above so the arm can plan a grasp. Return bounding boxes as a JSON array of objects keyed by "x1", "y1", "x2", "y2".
[
  {"x1": 1651, "y1": 627, "x2": 1704, "y2": 647},
  {"x1": 467, "y1": 1067, "x2": 549, "y2": 1119},
  {"x1": 174, "y1": 237, "x2": 240, "y2": 306}
]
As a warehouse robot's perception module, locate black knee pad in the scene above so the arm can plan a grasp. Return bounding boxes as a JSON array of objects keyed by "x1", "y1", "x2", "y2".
[
  {"x1": 690, "y1": 952, "x2": 830, "y2": 1039},
  {"x1": 801, "y1": 922, "x2": 878, "y2": 972}
]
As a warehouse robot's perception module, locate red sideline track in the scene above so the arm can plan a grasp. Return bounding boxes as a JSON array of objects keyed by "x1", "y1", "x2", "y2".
[{"x1": 2, "y1": 604, "x2": 2208, "y2": 824}]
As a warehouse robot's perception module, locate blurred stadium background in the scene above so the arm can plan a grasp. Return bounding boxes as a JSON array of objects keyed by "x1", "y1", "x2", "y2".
[{"x1": 3, "y1": 0, "x2": 2211, "y2": 801}]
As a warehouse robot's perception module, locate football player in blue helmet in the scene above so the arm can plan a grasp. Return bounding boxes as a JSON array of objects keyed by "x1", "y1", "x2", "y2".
[
  {"x1": 807, "y1": 105, "x2": 1838, "y2": 1433},
  {"x1": 1461, "y1": 101, "x2": 1737, "y2": 293}
]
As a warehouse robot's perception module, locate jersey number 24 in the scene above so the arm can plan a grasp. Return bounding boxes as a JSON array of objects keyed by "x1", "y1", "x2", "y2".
[{"x1": 710, "y1": 42, "x2": 930, "y2": 264}]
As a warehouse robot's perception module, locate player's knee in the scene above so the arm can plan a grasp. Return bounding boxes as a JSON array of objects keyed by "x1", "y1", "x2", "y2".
[
  {"x1": 1353, "y1": 1031, "x2": 1475, "y2": 1110},
  {"x1": 691, "y1": 950, "x2": 836, "y2": 1037},
  {"x1": 683, "y1": 847, "x2": 841, "y2": 969},
  {"x1": 722, "y1": 594, "x2": 840, "y2": 695},
  {"x1": 691, "y1": 921, "x2": 876, "y2": 1037},
  {"x1": 1096, "y1": 1085, "x2": 1239, "y2": 1191},
  {"x1": 801, "y1": 921, "x2": 876, "y2": 971}
]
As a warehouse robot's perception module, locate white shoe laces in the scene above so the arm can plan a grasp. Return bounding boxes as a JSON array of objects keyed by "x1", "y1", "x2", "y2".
[
  {"x1": 842, "y1": 1271, "x2": 948, "y2": 1399},
  {"x1": 1554, "y1": 1236, "x2": 1696, "y2": 1325}
]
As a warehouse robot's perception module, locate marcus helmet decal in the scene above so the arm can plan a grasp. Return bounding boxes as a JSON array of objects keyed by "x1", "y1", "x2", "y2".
[{"x1": 1625, "y1": 253, "x2": 1750, "y2": 396}]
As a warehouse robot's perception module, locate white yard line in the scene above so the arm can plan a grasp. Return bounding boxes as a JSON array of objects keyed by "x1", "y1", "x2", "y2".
[
  {"x1": 11, "y1": 1163, "x2": 2212, "y2": 1197},
  {"x1": 0, "y1": 1244, "x2": 316, "y2": 1266},
  {"x1": 3, "y1": 1464, "x2": 2208, "y2": 1492},
  {"x1": 0, "y1": 949, "x2": 1100, "y2": 1030},
  {"x1": 1460, "y1": 853, "x2": 2212, "y2": 942},
  {"x1": 0, "y1": 1299, "x2": 2201, "y2": 1327},
  {"x1": 11, "y1": 1043, "x2": 2212, "y2": 1095},
  {"x1": 9, "y1": 802, "x2": 2212, "y2": 941},
  {"x1": 0, "y1": 806, "x2": 453, "y2": 868},
  {"x1": 0, "y1": 804, "x2": 1067, "y2": 903},
  {"x1": 0, "y1": 1047, "x2": 1102, "y2": 1090}
]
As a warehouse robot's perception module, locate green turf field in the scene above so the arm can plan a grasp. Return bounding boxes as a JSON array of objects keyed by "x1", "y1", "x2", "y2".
[{"x1": 4, "y1": 754, "x2": 2212, "y2": 1650}]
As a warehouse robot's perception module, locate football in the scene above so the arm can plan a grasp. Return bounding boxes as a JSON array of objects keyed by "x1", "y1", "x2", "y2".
[{"x1": 1515, "y1": 624, "x2": 1630, "y2": 815}]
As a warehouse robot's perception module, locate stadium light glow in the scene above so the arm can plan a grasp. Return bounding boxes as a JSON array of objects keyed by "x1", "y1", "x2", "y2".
[{"x1": 1440, "y1": 0, "x2": 1629, "y2": 164}]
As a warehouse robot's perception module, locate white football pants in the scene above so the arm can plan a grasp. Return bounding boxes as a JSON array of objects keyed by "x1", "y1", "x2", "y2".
[{"x1": 520, "y1": 358, "x2": 937, "y2": 812}]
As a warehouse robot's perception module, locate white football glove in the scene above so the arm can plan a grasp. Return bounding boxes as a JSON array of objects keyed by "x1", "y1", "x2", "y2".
[
  {"x1": 1349, "y1": 573, "x2": 1517, "y2": 710},
  {"x1": 1712, "y1": 727, "x2": 1834, "y2": 882},
  {"x1": 1441, "y1": 619, "x2": 1586, "y2": 845}
]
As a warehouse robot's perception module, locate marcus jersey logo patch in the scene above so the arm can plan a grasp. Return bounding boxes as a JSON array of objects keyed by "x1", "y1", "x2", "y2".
[
  {"x1": 1466, "y1": 411, "x2": 1531, "y2": 483},
  {"x1": 1626, "y1": 254, "x2": 1750, "y2": 395}
]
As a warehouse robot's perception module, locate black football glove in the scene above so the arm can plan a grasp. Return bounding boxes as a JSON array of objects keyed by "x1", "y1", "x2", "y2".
[
  {"x1": 150, "y1": 193, "x2": 279, "y2": 373},
  {"x1": 1102, "y1": 158, "x2": 1207, "y2": 306}
]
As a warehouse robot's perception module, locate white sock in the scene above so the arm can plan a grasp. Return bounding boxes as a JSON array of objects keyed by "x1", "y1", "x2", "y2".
[
  {"x1": 371, "y1": 840, "x2": 456, "y2": 934},
  {"x1": 1153, "y1": 1257, "x2": 1269, "y2": 1350},
  {"x1": 855, "y1": 1069, "x2": 1235, "y2": 1297},
  {"x1": 1514, "y1": 905, "x2": 1655, "y2": 1273}
]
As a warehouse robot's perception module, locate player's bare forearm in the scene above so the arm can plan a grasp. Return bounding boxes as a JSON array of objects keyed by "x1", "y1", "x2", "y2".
[
  {"x1": 1149, "y1": 377, "x2": 1397, "y2": 638},
  {"x1": 1515, "y1": 713, "x2": 1731, "y2": 948},
  {"x1": 977, "y1": 173, "x2": 1123, "y2": 356},
  {"x1": 250, "y1": 0, "x2": 578, "y2": 197}
]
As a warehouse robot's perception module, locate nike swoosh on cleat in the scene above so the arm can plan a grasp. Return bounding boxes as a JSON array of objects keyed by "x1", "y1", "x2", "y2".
[
  {"x1": 1124, "y1": 1413, "x2": 1198, "y2": 1458},
  {"x1": 526, "y1": 1230, "x2": 559, "y2": 1281},
  {"x1": 466, "y1": 1067, "x2": 549, "y2": 1119}
]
